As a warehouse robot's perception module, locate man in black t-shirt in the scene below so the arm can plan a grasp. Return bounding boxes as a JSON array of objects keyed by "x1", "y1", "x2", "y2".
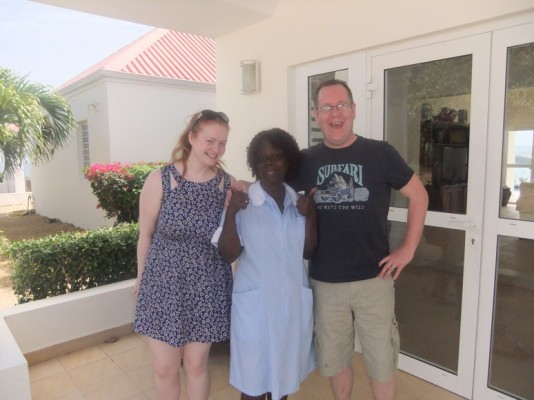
[{"x1": 293, "y1": 80, "x2": 428, "y2": 400}]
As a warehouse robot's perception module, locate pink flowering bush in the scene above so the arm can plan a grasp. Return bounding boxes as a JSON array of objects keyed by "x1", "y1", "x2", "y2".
[{"x1": 84, "y1": 162, "x2": 165, "y2": 224}]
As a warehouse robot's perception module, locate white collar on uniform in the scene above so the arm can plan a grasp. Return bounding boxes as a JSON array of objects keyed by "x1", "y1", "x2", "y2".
[{"x1": 249, "y1": 181, "x2": 298, "y2": 207}]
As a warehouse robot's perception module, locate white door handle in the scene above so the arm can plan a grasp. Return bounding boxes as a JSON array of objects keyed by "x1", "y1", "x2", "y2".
[{"x1": 447, "y1": 217, "x2": 477, "y2": 230}]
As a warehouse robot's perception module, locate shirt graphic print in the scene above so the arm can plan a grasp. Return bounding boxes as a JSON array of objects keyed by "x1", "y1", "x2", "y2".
[{"x1": 313, "y1": 163, "x2": 369, "y2": 210}]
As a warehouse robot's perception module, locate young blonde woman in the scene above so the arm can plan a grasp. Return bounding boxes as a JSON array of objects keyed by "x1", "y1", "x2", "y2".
[{"x1": 133, "y1": 110, "x2": 234, "y2": 400}]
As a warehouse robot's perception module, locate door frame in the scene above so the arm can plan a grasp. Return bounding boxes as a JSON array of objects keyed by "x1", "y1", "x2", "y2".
[
  {"x1": 368, "y1": 33, "x2": 491, "y2": 398},
  {"x1": 474, "y1": 21, "x2": 534, "y2": 400}
]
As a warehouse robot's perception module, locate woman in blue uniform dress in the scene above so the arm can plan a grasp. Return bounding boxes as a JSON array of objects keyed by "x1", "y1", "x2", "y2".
[{"x1": 215, "y1": 128, "x2": 317, "y2": 400}]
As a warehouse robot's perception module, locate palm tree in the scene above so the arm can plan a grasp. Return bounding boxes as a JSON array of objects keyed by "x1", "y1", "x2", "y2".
[{"x1": 0, "y1": 66, "x2": 75, "y2": 178}]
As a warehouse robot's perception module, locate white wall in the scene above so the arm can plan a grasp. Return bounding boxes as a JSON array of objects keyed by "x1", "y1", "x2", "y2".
[
  {"x1": 30, "y1": 137, "x2": 109, "y2": 230},
  {"x1": 106, "y1": 78, "x2": 216, "y2": 163},
  {"x1": 31, "y1": 80, "x2": 111, "y2": 229},
  {"x1": 215, "y1": 0, "x2": 534, "y2": 180},
  {"x1": 31, "y1": 72, "x2": 215, "y2": 229}
]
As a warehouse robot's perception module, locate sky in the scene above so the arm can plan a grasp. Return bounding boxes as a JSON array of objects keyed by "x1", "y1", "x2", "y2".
[{"x1": 0, "y1": 0, "x2": 154, "y2": 88}]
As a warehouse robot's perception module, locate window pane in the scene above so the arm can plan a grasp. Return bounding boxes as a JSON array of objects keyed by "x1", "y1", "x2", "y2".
[
  {"x1": 384, "y1": 56, "x2": 472, "y2": 213},
  {"x1": 500, "y1": 43, "x2": 534, "y2": 221},
  {"x1": 392, "y1": 222, "x2": 464, "y2": 373},
  {"x1": 489, "y1": 236, "x2": 534, "y2": 399}
]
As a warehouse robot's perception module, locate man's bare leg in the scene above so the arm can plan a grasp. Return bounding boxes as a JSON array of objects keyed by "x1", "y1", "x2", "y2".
[
  {"x1": 371, "y1": 378, "x2": 395, "y2": 400},
  {"x1": 330, "y1": 366, "x2": 353, "y2": 400}
]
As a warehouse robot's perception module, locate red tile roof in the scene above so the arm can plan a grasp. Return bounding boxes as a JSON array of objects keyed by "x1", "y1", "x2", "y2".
[{"x1": 59, "y1": 28, "x2": 215, "y2": 89}]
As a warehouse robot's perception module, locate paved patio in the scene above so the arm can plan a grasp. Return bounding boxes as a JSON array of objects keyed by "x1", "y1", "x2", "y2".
[{"x1": 28, "y1": 333, "x2": 466, "y2": 400}]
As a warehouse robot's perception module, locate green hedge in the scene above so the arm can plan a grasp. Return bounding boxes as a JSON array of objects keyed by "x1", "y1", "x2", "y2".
[{"x1": 4, "y1": 223, "x2": 139, "y2": 303}]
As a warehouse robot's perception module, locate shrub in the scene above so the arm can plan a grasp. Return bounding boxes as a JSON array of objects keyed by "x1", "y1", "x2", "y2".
[
  {"x1": 6, "y1": 223, "x2": 139, "y2": 303},
  {"x1": 84, "y1": 162, "x2": 165, "y2": 224}
]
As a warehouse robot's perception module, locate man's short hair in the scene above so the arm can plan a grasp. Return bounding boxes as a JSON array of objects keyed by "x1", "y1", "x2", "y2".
[{"x1": 313, "y1": 79, "x2": 354, "y2": 108}]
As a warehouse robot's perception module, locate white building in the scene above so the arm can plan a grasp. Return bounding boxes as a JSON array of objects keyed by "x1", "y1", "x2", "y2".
[
  {"x1": 2, "y1": 2, "x2": 533, "y2": 400},
  {"x1": 31, "y1": 28, "x2": 216, "y2": 229}
]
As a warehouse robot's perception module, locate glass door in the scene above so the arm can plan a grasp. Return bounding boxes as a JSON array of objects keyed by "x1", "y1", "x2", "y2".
[
  {"x1": 475, "y1": 22, "x2": 534, "y2": 400},
  {"x1": 370, "y1": 34, "x2": 491, "y2": 397}
]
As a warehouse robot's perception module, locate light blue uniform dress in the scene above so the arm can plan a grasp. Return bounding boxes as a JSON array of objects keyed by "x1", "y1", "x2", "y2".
[{"x1": 214, "y1": 181, "x2": 315, "y2": 399}]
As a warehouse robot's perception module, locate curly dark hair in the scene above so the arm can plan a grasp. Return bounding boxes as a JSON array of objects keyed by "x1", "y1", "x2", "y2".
[{"x1": 247, "y1": 128, "x2": 301, "y2": 182}]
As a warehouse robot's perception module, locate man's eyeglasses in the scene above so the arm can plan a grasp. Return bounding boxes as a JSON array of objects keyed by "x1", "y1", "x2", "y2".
[
  {"x1": 316, "y1": 103, "x2": 352, "y2": 115},
  {"x1": 191, "y1": 110, "x2": 229, "y2": 131},
  {"x1": 257, "y1": 152, "x2": 285, "y2": 165}
]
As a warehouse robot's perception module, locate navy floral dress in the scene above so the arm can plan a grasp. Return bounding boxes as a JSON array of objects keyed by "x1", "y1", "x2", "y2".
[{"x1": 133, "y1": 164, "x2": 232, "y2": 347}]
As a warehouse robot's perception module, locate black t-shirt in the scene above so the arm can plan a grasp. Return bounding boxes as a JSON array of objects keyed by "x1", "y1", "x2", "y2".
[{"x1": 292, "y1": 136, "x2": 413, "y2": 282}]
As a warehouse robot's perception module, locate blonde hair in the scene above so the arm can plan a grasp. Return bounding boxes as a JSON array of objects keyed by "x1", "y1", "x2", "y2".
[{"x1": 170, "y1": 110, "x2": 230, "y2": 176}]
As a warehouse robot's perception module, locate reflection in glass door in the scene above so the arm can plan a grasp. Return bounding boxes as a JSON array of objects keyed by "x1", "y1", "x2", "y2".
[
  {"x1": 499, "y1": 43, "x2": 534, "y2": 223},
  {"x1": 489, "y1": 40, "x2": 534, "y2": 400},
  {"x1": 491, "y1": 236, "x2": 534, "y2": 399},
  {"x1": 390, "y1": 222, "x2": 465, "y2": 372},
  {"x1": 385, "y1": 55, "x2": 472, "y2": 374},
  {"x1": 386, "y1": 57, "x2": 472, "y2": 215}
]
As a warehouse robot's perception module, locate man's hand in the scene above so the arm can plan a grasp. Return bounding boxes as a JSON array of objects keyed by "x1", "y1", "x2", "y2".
[
  {"x1": 296, "y1": 188, "x2": 317, "y2": 217},
  {"x1": 226, "y1": 180, "x2": 251, "y2": 207},
  {"x1": 378, "y1": 244, "x2": 415, "y2": 280},
  {"x1": 227, "y1": 188, "x2": 249, "y2": 213}
]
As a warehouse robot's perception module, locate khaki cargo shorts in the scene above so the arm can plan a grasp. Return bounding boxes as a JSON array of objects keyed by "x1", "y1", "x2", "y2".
[{"x1": 310, "y1": 276, "x2": 399, "y2": 382}]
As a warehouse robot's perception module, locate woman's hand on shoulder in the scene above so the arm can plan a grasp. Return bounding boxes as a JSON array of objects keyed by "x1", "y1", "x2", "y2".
[
  {"x1": 227, "y1": 188, "x2": 249, "y2": 215},
  {"x1": 226, "y1": 177, "x2": 250, "y2": 207}
]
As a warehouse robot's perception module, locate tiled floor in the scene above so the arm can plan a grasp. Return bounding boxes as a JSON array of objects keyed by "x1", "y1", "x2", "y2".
[{"x1": 28, "y1": 334, "x2": 467, "y2": 400}]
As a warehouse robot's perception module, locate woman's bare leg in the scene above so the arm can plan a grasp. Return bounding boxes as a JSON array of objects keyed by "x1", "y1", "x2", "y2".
[
  {"x1": 148, "y1": 338, "x2": 183, "y2": 400},
  {"x1": 183, "y1": 342, "x2": 212, "y2": 400}
]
